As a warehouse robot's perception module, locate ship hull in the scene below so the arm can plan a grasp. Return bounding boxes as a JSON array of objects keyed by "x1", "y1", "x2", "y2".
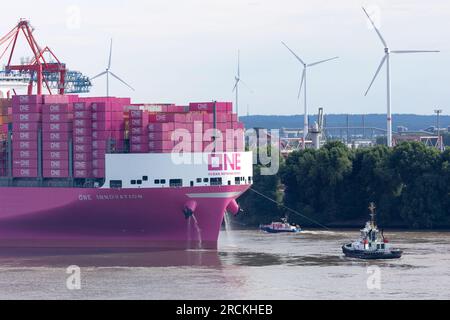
[{"x1": 0, "y1": 185, "x2": 249, "y2": 249}]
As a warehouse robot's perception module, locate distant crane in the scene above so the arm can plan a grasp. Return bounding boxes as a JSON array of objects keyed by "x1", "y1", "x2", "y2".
[
  {"x1": 281, "y1": 41, "x2": 338, "y2": 150},
  {"x1": 362, "y1": 7, "x2": 439, "y2": 147},
  {"x1": 0, "y1": 19, "x2": 66, "y2": 95},
  {"x1": 232, "y1": 50, "x2": 252, "y2": 118},
  {"x1": 0, "y1": 19, "x2": 92, "y2": 95},
  {"x1": 91, "y1": 39, "x2": 135, "y2": 97}
]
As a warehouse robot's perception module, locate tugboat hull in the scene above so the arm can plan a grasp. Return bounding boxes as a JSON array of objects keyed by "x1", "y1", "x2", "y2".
[{"x1": 342, "y1": 244, "x2": 402, "y2": 260}]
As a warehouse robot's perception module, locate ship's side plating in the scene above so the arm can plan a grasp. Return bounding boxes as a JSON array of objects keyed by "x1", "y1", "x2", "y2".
[{"x1": 0, "y1": 152, "x2": 253, "y2": 249}]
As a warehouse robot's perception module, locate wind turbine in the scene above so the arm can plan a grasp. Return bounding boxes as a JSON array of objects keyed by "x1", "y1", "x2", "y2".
[
  {"x1": 91, "y1": 39, "x2": 135, "y2": 97},
  {"x1": 232, "y1": 50, "x2": 252, "y2": 118},
  {"x1": 281, "y1": 41, "x2": 338, "y2": 149},
  {"x1": 362, "y1": 7, "x2": 439, "y2": 147}
]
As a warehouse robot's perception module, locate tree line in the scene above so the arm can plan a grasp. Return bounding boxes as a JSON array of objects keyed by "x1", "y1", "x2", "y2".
[{"x1": 237, "y1": 141, "x2": 450, "y2": 229}]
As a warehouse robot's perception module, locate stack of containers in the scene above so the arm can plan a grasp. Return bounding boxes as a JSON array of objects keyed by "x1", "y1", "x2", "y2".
[
  {"x1": 91, "y1": 100, "x2": 126, "y2": 178},
  {"x1": 129, "y1": 109, "x2": 149, "y2": 153},
  {"x1": 147, "y1": 113, "x2": 184, "y2": 153},
  {"x1": 11, "y1": 95, "x2": 42, "y2": 178},
  {"x1": 72, "y1": 102, "x2": 93, "y2": 179},
  {"x1": 0, "y1": 99, "x2": 11, "y2": 177},
  {"x1": 42, "y1": 95, "x2": 73, "y2": 179}
]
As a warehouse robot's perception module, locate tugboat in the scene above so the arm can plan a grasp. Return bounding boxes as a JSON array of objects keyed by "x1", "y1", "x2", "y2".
[
  {"x1": 342, "y1": 203, "x2": 402, "y2": 259},
  {"x1": 260, "y1": 218, "x2": 301, "y2": 233}
]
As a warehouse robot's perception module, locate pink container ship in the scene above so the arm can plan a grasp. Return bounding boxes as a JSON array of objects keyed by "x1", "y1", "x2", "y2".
[{"x1": 0, "y1": 96, "x2": 252, "y2": 250}]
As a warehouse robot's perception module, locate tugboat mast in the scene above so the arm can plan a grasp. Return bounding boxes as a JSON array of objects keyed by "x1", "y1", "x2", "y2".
[{"x1": 369, "y1": 202, "x2": 376, "y2": 228}]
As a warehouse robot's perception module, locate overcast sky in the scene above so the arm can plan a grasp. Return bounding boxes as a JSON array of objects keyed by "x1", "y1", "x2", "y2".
[{"x1": 1, "y1": 0, "x2": 450, "y2": 115}]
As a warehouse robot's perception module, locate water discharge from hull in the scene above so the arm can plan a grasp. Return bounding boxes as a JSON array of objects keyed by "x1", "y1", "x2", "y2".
[
  {"x1": 223, "y1": 212, "x2": 235, "y2": 246},
  {"x1": 192, "y1": 215, "x2": 203, "y2": 249}
]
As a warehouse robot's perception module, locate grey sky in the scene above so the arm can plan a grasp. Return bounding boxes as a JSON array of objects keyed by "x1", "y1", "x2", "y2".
[{"x1": 1, "y1": 0, "x2": 449, "y2": 115}]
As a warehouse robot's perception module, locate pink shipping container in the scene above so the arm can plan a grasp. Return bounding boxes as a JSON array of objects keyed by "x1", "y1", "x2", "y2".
[
  {"x1": 73, "y1": 119, "x2": 92, "y2": 128},
  {"x1": 174, "y1": 123, "x2": 194, "y2": 131},
  {"x1": 130, "y1": 117, "x2": 149, "y2": 127},
  {"x1": 43, "y1": 151, "x2": 69, "y2": 161},
  {"x1": 73, "y1": 102, "x2": 88, "y2": 111},
  {"x1": 92, "y1": 149, "x2": 106, "y2": 159},
  {"x1": 185, "y1": 113, "x2": 204, "y2": 122},
  {"x1": 92, "y1": 130, "x2": 124, "y2": 140},
  {"x1": 149, "y1": 140, "x2": 175, "y2": 150},
  {"x1": 42, "y1": 123, "x2": 72, "y2": 132},
  {"x1": 148, "y1": 131, "x2": 174, "y2": 141},
  {"x1": 13, "y1": 159, "x2": 37, "y2": 168},
  {"x1": 227, "y1": 113, "x2": 238, "y2": 122},
  {"x1": 43, "y1": 131, "x2": 71, "y2": 142},
  {"x1": 74, "y1": 144, "x2": 92, "y2": 153},
  {"x1": 12, "y1": 95, "x2": 42, "y2": 105},
  {"x1": 129, "y1": 110, "x2": 145, "y2": 118},
  {"x1": 13, "y1": 122, "x2": 40, "y2": 132},
  {"x1": 13, "y1": 168, "x2": 38, "y2": 178},
  {"x1": 92, "y1": 140, "x2": 108, "y2": 150},
  {"x1": 42, "y1": 113, "x2": 73, "y2": 123},
  {"x1": 92, "y1": 159, "x2": 105, "y2": 169},
  {"x1": 13, "y1": 150, "x2": 38, "y2": 160},
  {"x1": 73, "y1": 127, "x2": 92, "y2": 136},
  {"x1": 188, "y1": 102, "x2": 232, "y2": 113},
  {"x1": 166, "y1": 106, "x2": 188, "y2": 113},
  {"x1": 148, "y1": 123, "x2": 175, "y2": 132},
  {"x1": 130, "y1": 127, "x2": 146, "y2": 135},
  {"x1": 42, "y1": 95, "x2": 70, "y2": 104},
  {"x1": 43, "y1": 160, "x2": 69, "y2": 170},
  {"x1": 130, "y1": 135, "x2": 149, "y2": 144},
  {"x1": 73, "y1": 161, "x2": 91, "y2": 170},
  {"x1": 92, "y1": 102, "x2": 126, "y2": 112},
  {"x1": 148, "y1": 113, "x2": 186, "y2": 123},
  {"x1": 73, "y1": 136, "x2": 92, "y2": 145},
  {"x1": 43, "y1": 169, "x2": 69, "y2": 178},
  {"x1": 12, "y1": 104, "x2": 42, "y2": 114},
  {"x1": 74, "y1": 152, "x2": 92, "y2": 161},
  {"x1": 92, "y1": 121, "x2": 125, "y2": 131},
  {"x1": 42, "y1": 103, "x2": 72, "y2": 114},
  {"x1": 14, "y1": 131, "x2": 38, "y2": 141},
  {"x1": 130, "y1": 144, "x2": 149, "y2": 153},
  {"x1": 92, "y1": 169, "x2": 105, "y2": 178},
  {"x1": 13, "y1": 141, "x2": 38, "y2": 150},
  {"x1": 13, "y1": 113, "x2": 41, "y2": 122},
  {"x1": 73, "y1": 110, "x2": 92, "y2": 119},
  {"x1": 92, "y1": 111, "x2": 124, "y2": 121},
  {"x1": 43, "y1": 141, "x2": 69, "y2": 151},
  {"x1": 74, "y1": 169, "x2": 92, "y2": 178}
]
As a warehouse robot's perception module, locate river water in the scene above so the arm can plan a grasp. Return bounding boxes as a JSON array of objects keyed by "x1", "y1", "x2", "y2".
[{"x1": 0, "y1": 229, "x2": 449, "y2": 299}]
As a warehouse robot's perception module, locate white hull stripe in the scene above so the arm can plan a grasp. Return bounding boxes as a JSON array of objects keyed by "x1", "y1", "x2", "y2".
[{"x1": 186, "y1": 192, "x2": 242, "y2": 199}]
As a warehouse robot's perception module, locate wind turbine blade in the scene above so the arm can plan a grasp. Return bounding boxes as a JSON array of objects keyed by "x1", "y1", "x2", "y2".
[
  {"x1": 362, "y1": 7, "x2": 388, "y2": 47},
  {"x1": 108, "y1": 39, "x2": 113, "y2": 69},
  {"x1": 109, "y1": 71, "x2": 135, "y2": 91},
  {"x1": 298, "y1": 69, "x2": 305, "y2": 100},
  {"x1": 364, "y1": 55, "x2": 387, "y2": 96},
  {"x1": 391, "y1": 50, "x2": 440, "y2": 54},
  {"x1": 90, "y1": 71, "x2": 107, "y2": 81},
  {"x1": 281, "y1": 41, "x2": 306, "y2": 65},
  {"x1": 239, "y1": 79, "x2": 253, "y2": 93},
  {"x1": 232, "y1": 79, "x2": 239, "y2": 92},
  {"x1": 307, "y1": 56, "x2": 339, "y2": 67}
]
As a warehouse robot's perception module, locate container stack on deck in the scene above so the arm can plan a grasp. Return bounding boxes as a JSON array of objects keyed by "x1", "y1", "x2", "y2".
[
  {"x1": 2, "y1": 95, "x2": 245, "y2": 181},
  {"x1": 11, "y1": 95, "x2": 42, "y2": 178},
  {"x1": 91, "y1": 98, "x2": 129, "y2": 178},
  {"x1": 42, "y1": 96, "x2": 73, "y2": 178},
  {"x1": 72, "y1": 101, "x2": 93, "y2": 178},
  {"x1": 0, "y1": 99, "x2": 11, "y2": 177}
]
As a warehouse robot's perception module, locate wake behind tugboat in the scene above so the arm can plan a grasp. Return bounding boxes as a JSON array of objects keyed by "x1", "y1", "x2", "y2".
[{"x1": 342, "y1": 203, "x2": 403, "y2": 260}]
